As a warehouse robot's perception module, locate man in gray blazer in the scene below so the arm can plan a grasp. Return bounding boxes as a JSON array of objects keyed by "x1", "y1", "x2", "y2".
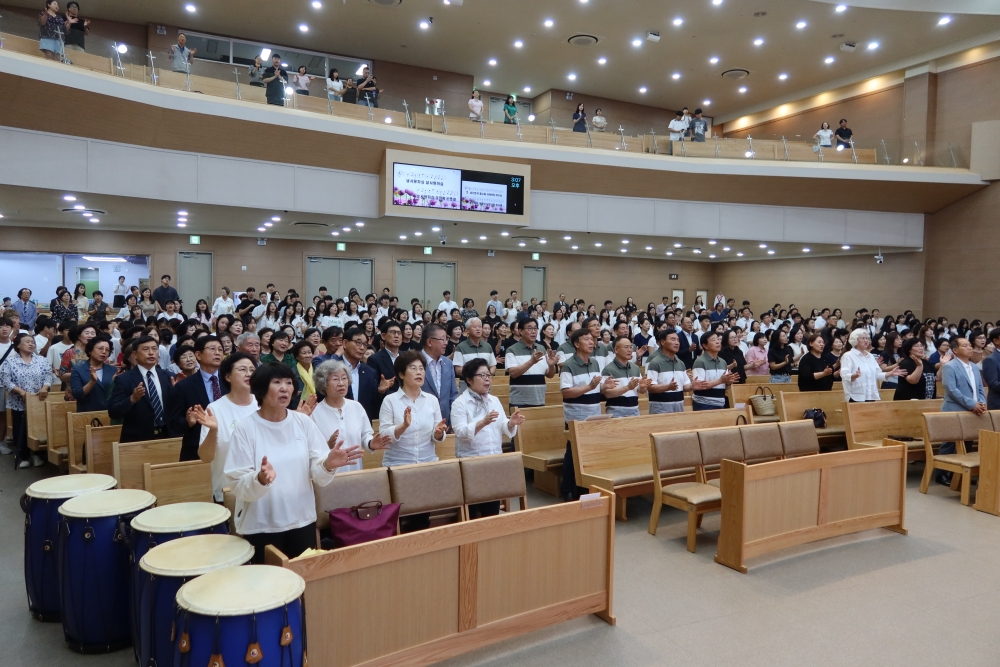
[
  {"x1": 980, "y1": 328, "x2": 1000, "y2": 411},
  {"x1": 420, "y1": 324, "x2": 459, "y2": 426},
  {"x1": 938, "y1": 337, "x2": 987, "y2": 484}
]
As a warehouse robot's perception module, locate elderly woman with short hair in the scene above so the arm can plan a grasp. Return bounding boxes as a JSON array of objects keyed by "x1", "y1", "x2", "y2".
[
  {"x1": 840, "y1": 328, "x2": 906, "y2": 403},
  {"x1": 311, "y1": 359, "x2": 390, "y2": 472}
]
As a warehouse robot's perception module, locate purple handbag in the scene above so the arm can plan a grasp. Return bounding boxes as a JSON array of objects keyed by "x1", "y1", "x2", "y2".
[{"x1": 328, "y1": 501, "x2": 400, "y2": 548}]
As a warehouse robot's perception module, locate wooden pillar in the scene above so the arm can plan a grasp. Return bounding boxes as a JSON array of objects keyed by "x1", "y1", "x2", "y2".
[{"x1": 901, "y1": 68, "x2": 937, "y2": 164}]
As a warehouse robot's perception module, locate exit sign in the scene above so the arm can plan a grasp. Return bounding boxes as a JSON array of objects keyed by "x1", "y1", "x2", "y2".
[
  {"x1": 189, "y1": 235, "x2": 201, "y2": 245},
  {"x1": 336, "y1": 243, "x2": 346, "y2": 252},
  {"x1": 531, "y1": 252, "x2": 540, "y2": 260},
  {"x1": 424, "y1": 246, "x2": 433, "y2": 255}
]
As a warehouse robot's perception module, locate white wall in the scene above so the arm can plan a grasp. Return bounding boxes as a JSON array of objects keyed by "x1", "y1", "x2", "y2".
[{"x1": 0, "y1": 252, "x2": 63, "y2": 307}]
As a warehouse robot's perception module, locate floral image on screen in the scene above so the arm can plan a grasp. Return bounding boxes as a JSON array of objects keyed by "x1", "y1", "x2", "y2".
[
  {"x1": 393, "y1": 163, "x2": 462, "y2": 209},
  {"x1": 461, "y1": 181, "x2": 507, "y2": 213}
]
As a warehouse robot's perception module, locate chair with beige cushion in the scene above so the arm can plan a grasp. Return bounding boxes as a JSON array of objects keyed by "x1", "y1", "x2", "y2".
[
  {"x1": 919, "y1": 412, "x2": 980, "y2": 505},
  {"x1": 778, "y1": 420, "x2": 820, "y2": 458},
  {"x1": 701, "y1": 427, "x2": 746, "y2": 490},
  {"x1": 459, "y1": 453, "x2": 528, "y2": 516},
  {"x1": 739, "y1": 423, "x2": 784, "y2": 465},
  {"x1": 314, "y1": 467, "x2": 393, "y2": 544},
  {"x1": 389, "y1": 459, "x2": 467, "y2": 524},
  {"x1": 648, "y1": 432, "x2": 721, "y2": 552}
]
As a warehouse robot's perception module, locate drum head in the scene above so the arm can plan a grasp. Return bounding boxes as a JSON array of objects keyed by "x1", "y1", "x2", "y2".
[
  {"x1": 58, "y1": 489, "x2": 156, "y2": 519},
  {"x1": 176, "y1": 565, "x2": 306, "y2": 616},
  {"x1": 140, "y1": 535, "x2": 254, "y2": 577},
  {"x1": 26, "y1": 474, "x2": 117, "y2": 500},
  {"x1": 131, "y1": 502, "x2": 231, "y2": 534}
]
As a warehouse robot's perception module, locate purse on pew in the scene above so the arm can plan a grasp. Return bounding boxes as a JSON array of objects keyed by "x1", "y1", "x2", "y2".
[
  {"x1": 803, "y1": 409, "x2": 827, "y2": 429},
  {"x1": 735, "y1": 414, "x2": 748, "y2": 425},
  {"x1": 749, "y1": 387, "x2": 776, "y2": 416},
  {"x1": 328, "y1": 500, "x2": 401, "y2": 548},
  {"x1": 81, "y1": 417, "x2": 105, "y2": 466}
]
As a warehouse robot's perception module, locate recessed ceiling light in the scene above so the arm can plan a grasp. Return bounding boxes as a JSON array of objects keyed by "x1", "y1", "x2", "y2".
[
  {"x1": 564, "y1": 235, "x2": 572, "y2": 240},
  {"x1": 779, "y1": 73, "x2": 788, "y2": 80},
  {"x1": 723, "y1": 246, "x2": 730, "y2": 251},
  {"x1": 825, "y1": 56, "x2": 835, "y2": 64},
  {"x1": 693, "y1": 249, "x2": 702, "y2": 254},
  {"x1": 264, "y1": 222, "x2": 273, "y2": 227},
  {"x1": 355, "y1": 221, "x2": 364, "y2": 226},
  {"x1": 63, "y1": 195, "x2": 76, "y2": 201},
  {"x1": 539, "y1": 239, "x2": 547, "y2": 244},
  {"x1": 82, "y1": 212, "x2": 92, "y2": 217},
  {"x1": 632, "y1": 38, "x2": 643, "y2": 47},
  {"x1": 184, "y1": 4, "x2": 196, "y2": 12},
  {"x1": 703, "y1": 99, "x2": 711, "y2": 105},
  {"x1": 645, "y1": 246, "x2": 653, "y2": 250},
  {"x1": 299, "y1": 24, "x2": 309, "y2": 32},
  {"x1": 842, "y1": 245, "x2": 851, "y2": 250},
  {"x1": 419, "y1": 21, "x2": 429, "y2": 30},
  {"x1": 572, "y1": 245, "x2": 579, "y2": 250},
  {"x1": 568, "y1": 73, "x2": 576, "y2": 80},
  {"x1": 712, "y1": 0, "x2": 722, "y2": 5},
  {"x1": 514, "y1": 40, "x2": 523, "y2": 48},
  {"x1": 759, "y1": 243, "x2": 767, "y2": 248},
  {"x1": 938, "y1": 16, "x2": 951, "y2": 26},
  {"x1": 753, "y1": 38, "x2": 764, "y2": 46},
  {"x1": 488, "y1": 59, "x2": 497, "y2": 66},
  {"x1": 331, "y1": 231, "x2": 339, "y2": 236},
  {"x1": 399, "y1": 235, "x2": 407, "y2": 240},
  {"x1": 432, "y1": 226, "x2": 442, "y2": 232},
  {"x1": 867, "y1": 41, "x2": 879, "y2": 50},
  {"x1": 479, "y1": 235, "x2": 487, "y2": 240},
  {"x1": 414, "y1": 232, "x2": 422, "y2": 236},
  {"x1": 257, "y1": 226, "x2": 266, "y2": 232},
  {"x1": 673, "y1": 18, "x2": 683, "y2": 26},
  {"x1": 796, "y1": 21, "x2": 807, "y2": 29},
  {"x1": 672, "y1": 73, "x2": 681, "y2": 80},
  {"x1": 518, "y1": 241, "x2": 526, "y2": 247},
  {"x1": 598, "y1": 57, "x2": 607, "y2": 64},
  {"x1": 312, "y1": 0, "x2": 322, "y2": 7},
  {"x1": 767, "y1": 250, "x2": 775, "y2": 255},
  {"x1": 482, "y1": 79, "x2": 491, "y2": 86},
  {"x1": 544, "y1": 19, "x2": 554, "y2": 27},
  {"x1": 674, "y1": 243, "x2": 682, "y2": 248},
  {"x1": 500, "y1": 231, "x2": 509, "y2": 236},
  {"x1": 709, "y1": 254, "x2": 716, "y2": 259},
  {"x1": 802, "y1": 248, "x2": 811, "y2": 252},
  {"x1": 271, "y1": 216, "x2": 281, "y2": 221},
  {"x1": 595, "y1": 242, "x2": 603, "y2": 247},
  {"x1": 708, "y1": 240, "x2": 717, "y2": 245},
  {"x1": 580, "y1": 0, "x2": 587, "y2": 3},
  {"x1": 177, "y1": 210, "x2": 189, "y2": 216},
  {"x1": 709, "y1": 57, "x2": 719, "y2": 64},
  {"x1": 178, "y1": 217, "x2": 187, "y2": 222},
  {"x1": 666, "y1": 251, "x2": 674, "y2": 256},
  {"x1": 835, "y1": 4, "x2": 847, "y2": 12},
  {"x1": 177, "y1": 223, "x2": 187, "y2": 228},
  {"x1": 639, "y1": 86, "x2": 647, "y2": 93},
  {"x1": 89, "y1": 218, "x2": 99, "y2": 223},
  {"x1": 622, "y1": 239, "x2": 629, "y2": 244},
  {"x1": 620, "y1": 248, "x2": 627, "y2": 253},
  {"x1": 342, "y1": 226, "x2": 351, "y2": 231},
  {"x1": 738, "y1": 87, "x2": 747, "y2": 93},
  {"x1": 736, "y1": 252, "x2": 744, "y2": 257},
  {"x1": 524, "y1": 86, "x2": 531, "y2": 92}
]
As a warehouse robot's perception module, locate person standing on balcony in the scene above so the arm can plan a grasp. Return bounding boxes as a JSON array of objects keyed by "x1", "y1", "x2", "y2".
[
  {"x1": 572, "y1": 103, "x2": 587, "y2": 133},
  {"x1": 591, "y1": 108, "x2": 607, "y2": 132},
  {"x1": 503, "y1": 96, "x2": 518, "y2": 124},
  {"x1": 63, "y1": 2, "x2": 89, "y2": 52},
  {"x1": 835, "y1": 118, "x2": 853, "y2": 148},
  {"x1": 326, "y1": 68, "x2": 344, "y2": 101},
  {"x1": 356, "y1": 66, "x2": 377, "y2": 106},
  {"x1": 469, "y1": 90, "x2": 484, "y2": 122},
  {"x1": 248, "y1": 56, "x2": 266, "y2": 88},
  {"x1": 690, "y1": 109, "x2": 709, "y2": 142},
  {"x1": 168, "y1": 33, "x2": 197, "y2": 73},
  {"x1": 292, "y1": 65, "x2": 314, "y2": 96},
  {"x1": 340, "y1": 77, "x2": 358, "y2": 104},
  {"x1": 262, "y1": 53, "x2": 288, "y2": 106},
  {"x1": 814, "y1": 122, "x2": 834, "y2": 148},
  {"x1": 38, "y1": 1, "x2": 67, "y2": 61},
  {"x1": 668, "y1": 111, "x2": 687, "y2": 154}
]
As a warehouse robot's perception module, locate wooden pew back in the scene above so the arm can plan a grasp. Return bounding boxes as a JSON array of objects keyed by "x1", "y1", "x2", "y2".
[
  {"x1": 142, "y1": 460, "x2": 213, "y2": 505},
  {"x1": 845, "y1": 399, "x2": 944, "y2": 448},
  {"x1": 45, "y1": 401, "x2": 77, "y2": 466},
  {"x1": 86, "y1": 424, "x2": 122, "y2": 477},
  {"x1": 26, "y1": 393, "x2": 50, "y2": 449},
  {"x1": 67, "y1": 410, "x2": 110, "y2": 473},
  {"x1": 113, "y1": 438, "x2": 183, "y2": 489},
  {"x1": 512, "y1": 405, "x2": 566, "y2": 465}
]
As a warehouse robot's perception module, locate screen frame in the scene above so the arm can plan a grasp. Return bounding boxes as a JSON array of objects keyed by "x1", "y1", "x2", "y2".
[{"x1": 380, "y1": 149, "x2": 531, "y2": 225}]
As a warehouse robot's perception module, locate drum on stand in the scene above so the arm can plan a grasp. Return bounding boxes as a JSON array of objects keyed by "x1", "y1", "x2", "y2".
[
  {"x1": 21, "y1": 474, "x2": 117, "y2": 621},
  {"x1": 138, "y1": 534, "x2": 253, "y2": 667},
  {"x1": 174, "y1": 565, "x2": 308, "y2": 667},
  {"x1": 127, "y1": 502, "x2": 231, "y2": 655},
  {"x1": 57, "y1": 489, "x2": 156, "y2": 653}
]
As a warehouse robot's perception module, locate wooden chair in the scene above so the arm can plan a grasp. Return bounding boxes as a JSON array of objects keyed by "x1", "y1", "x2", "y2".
[
  {"x1": 313, "y1": 467, "x2": 393, "y2": 546},
  {"x1": 389, "y1": 459, "x2": 466, "y2": 527},
  {"x1": 648, "y1": 431, "x2": 721, "y2": 552},
  {"x1": 85, "y1": 424, "x2": 122, "y2": 477},
  {"x1": 142, "y1": 460, "x2": 213, "y2": 505},
  {"x1": 738, "y1": 423, "x2": 785, "y2": 465},
  {"x1": 511, "y1": 405, "x2": 566, "y2": 496},
  {"x1": 459, "y1": 453, "x2": 528, "y2": 517},
  {"x1": 113, "y1": 438, "x2": 183, "y2": 489},
  {"x1": 66, "y1": 410, "x2": 109, "y2": 474},
  {"x1": 778, "y1": 420, "x2": 821, "y2": 458},
  {"x1": 45, "y1": 401, "x2": 77, "y2": 468},
  {"x1": 917, "y1": 411, "x2": 990, "y2": 505}
]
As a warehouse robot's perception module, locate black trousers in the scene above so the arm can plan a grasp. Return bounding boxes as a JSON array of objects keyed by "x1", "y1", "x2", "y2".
[
  {"x1": 468, "y1": 501, "x2": 501, "y2": 519},
  {"x1": 561, "y1": 440, "x2": 587, "y2": 498},
  {"x1": 11, "y1": 410, "x2": 27, "y2": 466},
  {"x1": 245, "y1": 522, "x2": 317, "y2": 563}
]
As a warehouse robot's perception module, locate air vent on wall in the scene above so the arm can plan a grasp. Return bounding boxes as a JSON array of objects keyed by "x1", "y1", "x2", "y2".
[
  {"x1": 567, "y1": 34, "x2": 599, "y2": 47},
  {"x1": 292, "y1": 221, "x2": 330, "y2": 228},
  {"x1": 722, "y1": 69, "x2": 750, "y2": 80},
  {"x1": 368, "y1": 0, "x2": 402, "y2": 6}
]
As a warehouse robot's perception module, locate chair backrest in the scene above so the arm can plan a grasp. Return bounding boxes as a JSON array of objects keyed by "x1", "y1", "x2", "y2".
[
  {"x1": 142, "y1": 460, "x2": 213, "y2": 505},
  {"x1": 991, "y1": 411, "x2": 1000, "y2": 431},
  {"x1": 512, "y1": 405, "x2": 566, "y2": 456},
  {"x1": 845, "y1": 399, "x2": 944, "y2": 446},
  {"x1": 699, "y1": 428, "x2": 746, "y2": 466},
  {"x1": 26, "y1": 392, "x2": 49, "y2": 446},
  {"x1": 460, "y1": 453, "x2": 527, "y2": 506},
  {"x1": 45, "y1": 401, "x2": 77, "y2": 454},
  {"x1": 314, "y1": 468, "x2": 392, "y2": 531},
  {"x1": 113, "y1": 437, "x2": 183, "y2": 489},
  {"x1": 731, "y1": 383, "x2": 800, "y2": 411},
  {"x1": 778, "y1": 420, "x2": 820, "y2": 457},
  {"x1": 958, "y1": 411, "x2": 993, "y2": 441},
  {"x1": 67, "y1": 410, "x2": 109, "y2": 471},
  {"x1": 922, "y1": 412, "x2": 962, "y2": 444},
  {"x1": 86, "y1": 424, "x2": 122, "y2": 476},
  {"x1": 651, "y1": 431, "x2": 703, "y2": 476},
  {"x1": 389, "y1": 459, "x2": 465, "y2": 517},
  {"x1": 739, "y1": 424, "x2": 784, "y2": 463}
]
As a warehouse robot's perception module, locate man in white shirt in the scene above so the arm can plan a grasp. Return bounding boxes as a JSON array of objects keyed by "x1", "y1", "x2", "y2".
[
  {"x1": 668, "y1": 110, "x2": 688, "y2": 144},
  {"x1": 735, "y1": 307, "x2": 754, "y2": 331},
  {"x1": 840, "y1": 329, "x2": 905, "y2": 402},
  {"x1": 437, "y1": 290, "x2": 459, "y2": 315},
  {"x1": 509, "y1": 290, "x2": 522, "y2": 313},
  {"x1": 815, "y1": 308, "x2": 831, "y2": 330},
  {"x1": 376, "y1": 295, "x2": 391, "y2": 321}
]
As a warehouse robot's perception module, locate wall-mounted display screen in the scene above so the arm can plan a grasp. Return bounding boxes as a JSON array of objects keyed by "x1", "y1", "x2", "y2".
[{"x1": 392, "y1": 163, "x2": 525, "y2": 215}]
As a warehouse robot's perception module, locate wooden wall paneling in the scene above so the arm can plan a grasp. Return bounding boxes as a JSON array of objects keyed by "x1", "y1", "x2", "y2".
[
  {"x1": 974, "y1": 430, "x2": 1000, "y2": 516},
  {"x1": 933, "y1": 57, "x2": 1000, "y2": 169}
]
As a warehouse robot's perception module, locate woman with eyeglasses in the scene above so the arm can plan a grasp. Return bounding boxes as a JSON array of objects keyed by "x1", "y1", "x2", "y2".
[
  {"x1": 311, "y1": 359, "x2": 391, "y2": 473},
  {"x1": 378, "y1": 350, "x2": 447, "y2": 467}
]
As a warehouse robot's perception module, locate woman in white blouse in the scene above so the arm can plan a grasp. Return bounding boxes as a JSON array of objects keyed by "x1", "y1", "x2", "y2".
[
  {"x1": 468, "y1": 89, "x2": 484, "y2": 122},
  {"x1": 813, "y1": 121, "x2": 834, "y2": 148},
  {"x1": 312, "y1": 360, "x2": 391, "y2": 472},
  {"x1": 225, "y1": 361, "x2": 362, "y2": 562},
  {"x1": 211, "y1": 287, "x2": 235, "y2": 319},
  {"x1": 326, "y1": 68, "x2": 344, "y2": 101},
  {"x1": 378, "y1": 350, "x2": 447, "y2": 467},
  {"x1": 254, "y1": 300, "x2": 282, "y2": 330}
]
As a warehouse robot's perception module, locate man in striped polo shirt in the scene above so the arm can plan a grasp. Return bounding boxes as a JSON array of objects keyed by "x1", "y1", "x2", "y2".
[
  {"x1": 646, "y1": 329, "x2": 690, "y2": 414},
  {"x1": 691, "y1": 331, "x2": 736, "y2": 410},
  {"x1": 601, "y1": 336, "x2": 649, "y2": 418},
  {"x1": 452, "y1": 317, "x2": 496, "y2": 393},
  {"x1": 504, "y1": 319, "x2": 558, "y2": 409},
  {"x1": 584, "y1": 317, "x2": 612, "y2": 370},
  {"x1": 560, "y1": 327, "x2": 616, "y2": 500},
  {"x1": 556, "y1": 321, "x2": 582, "y2": 364}
]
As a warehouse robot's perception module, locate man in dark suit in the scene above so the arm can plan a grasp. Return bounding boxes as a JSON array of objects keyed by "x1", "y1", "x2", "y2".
[
  {"x1": 170, "y1": 336, "x2": 226, "y2": 461},
  {"x1": 419, "y1": 323, "x2": 459, "y2": 426},
  {"x1": 982, "y1": 328, "x2": 1000, "y2": 411},
  {"x1": 676, "y1": 316, "x2": 700, "y2": 369},
  {"x1": 366, "y1": 319, "x2": 402, "y2": 417},
  {"x1": 343, "y1": 326, "x2": 380, "y2": 420},
  {"x1": 108, "y1": 336, "x2": 176, "y2": 443}
]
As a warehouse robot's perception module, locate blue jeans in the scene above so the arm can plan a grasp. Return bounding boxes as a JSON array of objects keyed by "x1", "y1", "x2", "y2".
[{"x1": 771, "y1": 375, "x2": 792, "y2": 384}]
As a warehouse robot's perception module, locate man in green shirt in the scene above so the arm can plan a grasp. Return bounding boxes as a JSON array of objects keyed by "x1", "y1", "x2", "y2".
[
  {"x1": 646, "y1": 329, "x2": 690, "y2": 414},
  {"x1": 583, "y1": 316, "x2": 611, "y2": 369},
  {"x1": 505, "y1": 320, "x2": 557, "y2": 409},
  {"x1": 556, "y1": 321, "x2": 582, "y2": 364},
  {"x1": 692, "y1": 331, "x2": 736, "y2": 410},
  {"x1": 601, "y1": 336, "x2": 648, "y2": 418}
]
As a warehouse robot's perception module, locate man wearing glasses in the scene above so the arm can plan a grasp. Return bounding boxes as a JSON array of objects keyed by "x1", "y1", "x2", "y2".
[
  {"x1": 420, "y1": 323, "x2": 459, "y2": 426},
  {"x1": 505, "y1": 319, "x2": 558, "y2": 409},
  {"x1": 342, "y1": 326, "x2": 380, "y2": 419}
]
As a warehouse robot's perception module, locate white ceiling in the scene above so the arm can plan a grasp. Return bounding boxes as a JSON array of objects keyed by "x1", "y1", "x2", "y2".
[
  {"x1": 4, "y1": 0, "x2": 998, "y2": 119},
  {"x1": 0, "y1": 186, "x2": 914, "y2": 262}
]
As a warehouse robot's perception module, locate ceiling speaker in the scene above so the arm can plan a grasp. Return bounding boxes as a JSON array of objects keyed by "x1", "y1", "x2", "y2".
[
  {"x1": 721, "y1": 69, "x2": 750, "y2": 80},
  {"x1": 368, "y1": 0, "x2": 401, "y2": 6},
  {"x1": 567, "y1": 34, "x2": 599, "y2": 47}
]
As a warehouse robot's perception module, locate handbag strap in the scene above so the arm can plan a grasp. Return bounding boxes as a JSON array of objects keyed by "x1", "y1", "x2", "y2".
[{"x1": 0, "y1": 344, "x2": 13, "y2": 368}]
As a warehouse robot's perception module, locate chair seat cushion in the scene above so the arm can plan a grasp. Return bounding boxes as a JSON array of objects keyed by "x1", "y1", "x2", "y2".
[
  {"x1": 816, "y1": 427, "x2": 846, "y2": 437},
  {"x1": 934, "y1": 453, "x2": 980, "y2": 468},
  {"x1": 663, "y1": 482, "x2": 722, "y2": 505},
  {"x1": 753, "y1": 415, "x2": 781, "y2": 424},
  {"x1": 707, "y1": 478, "x2": 720, "y2": 488},
  {"x1": 588, "y1": 464, "x2": 653, "y2": 486},
  {"x1": 861, "y1": 438, "x2": 924, "y2": 450},
  {"x1": 527, "y1": 449, "x2": 565, "y2": 465}
]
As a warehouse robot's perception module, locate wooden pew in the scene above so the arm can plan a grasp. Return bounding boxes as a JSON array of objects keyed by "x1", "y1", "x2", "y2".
[
  {"x1": 45, "y1": 401, "x2": 77, "y2": 468},
  {"x1": 975, "y1": 428, "x2": 1000, "y2": 516},
  {"x1": 512, "y1": 405, "x2": 566, "y2": 495},
  {"x1": 715, "y1": 445, "x2": 907, "y2": 573},
  {"x1": 26, "y1": 393, "x2": 50, "y2": 451},
  {"x1": 142, "y1": 460, "x2": 213, "y2": 505},
  {"x1": 844, "y1": 399, "x2": 944, "y2": 460},
  {"x1": 66, "y1": 410, "x2": 110, "y2": 474},
  {"x1": 85, "y1": 424, "x2": 122, "y2": 477},
  {"x1": 570, "y1": 408, "x2": 749, "y2": 520},
  {"x1": 917, "y1": 410, "x2": 994, "y2": 505},
  {"x1": 113, "y1": 438, "x2": 183, "y2": 489},
  {"x1": 266, "y1": 487, "x2": 616, "y2": 667}
]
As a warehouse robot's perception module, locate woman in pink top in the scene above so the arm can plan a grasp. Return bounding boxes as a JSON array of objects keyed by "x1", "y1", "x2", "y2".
[{"x1": 744, "y1": 332, "x2": 770, "y2": 376}]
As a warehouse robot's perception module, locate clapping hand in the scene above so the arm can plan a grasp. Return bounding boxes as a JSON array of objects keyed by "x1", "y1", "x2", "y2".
[
  {"x1": 665, "y1": 378, "x2": 679, "y2": 391},
  {"x1": 602, "y1": 376, "x2": 618, "y2": 390},
  {"x1": 530, "y1": 350, "x2": 545, "y2": 364},
  {"x1": 89, "y1": 366, "x2": 100, "y2": 384},
  {"x1": 626, "y1": 377, "x2": 640, "y2": 390},
  {"x1": 185, "y1": 405, "x2": 201, "y2": 427},
  {"x1": 851, "y1": 367, "x2": 862, "y2": 381},
  {"x1": 588, "y1": 374, "x2": 603, "y2": 389},
  {"x1": 326, "y1": 429, "x2": 343, "y2": 450},
  {"x1": 378, "y1": 374, "x2": 394, "y2": 393},
  {"x1": 191, "y1": 405, "x2": 217, "y2": 430},
  {"x1": 370, "y1": 432, "x2": 391, "y2": 450},
  {"x1": 546, "y1": 350, "x2": 559, "y2": 367},
  {"x1": 433, "y1": 419, "x2": 448, "y2": 440},
  {"x1": 130, "y1": 381, "x2": 146, "y2": 403},
  {"x1": 257, "y1": 456, "x2": 276, "y2": 485},
  {"x1": 295, "y1": 394, "x2": 317, "y2": 416},
  {"x1": 401, "y1": 406, "x2": 412, "y2": 430},
  {"x1": 479, "y1": 410, "x2": 499, "y2": 428},
  {"x1": 509, "y1": 407, "x2": 525, "y2": 427},
  {"x1": 325, "y1": 440, "x2": 363, "y2": 471}
]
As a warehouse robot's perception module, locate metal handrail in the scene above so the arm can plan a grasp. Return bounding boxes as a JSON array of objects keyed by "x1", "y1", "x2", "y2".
[
  {"x1": 881, "y1": 139, "x2": 891, "y2": 165},
  {"x1": 402, "y1": 99, "x2": 411, "y2": 128},
  {"x1": 516, "y1": 118, "x2": 523, "y2": 141},
  {"x1": 747, "y1": 135, "x2": 755, "y2": 159},
  {"x1": 147, "y1": 50, "x2": 158, "y2": 85},
  {"x1": 232, "y1": 67, "x2": 241, "y2": 100},
  {"x1": 781, "y1": 136, "x2": 789, "y2": 161},
  {"x1": 365, "y1": 96, "x2": 374, "y2": 121},
  {"x1": 441, "y1": 109, "x2": 448, "y2": 134},
  {"x1": 549, "y1": 118, "x2": 558, "y2": 144},
  {"x1": 618, "y1": 125, "x2": 627, "y2": 150},
  {"x1": 849, "y1": 138, "x2": 858, "y2": 164},
  {"x1": 649, "y1": 129, "x2": 659, "y2": 155},
  {"x1": 714, "y1": 135, "x2": 720, "y2": 158},
  {"x1": 586, "y1": 123, "x2": 592, "y2": 148}
]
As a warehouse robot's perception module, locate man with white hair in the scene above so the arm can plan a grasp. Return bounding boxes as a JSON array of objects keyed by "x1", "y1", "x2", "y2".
[
  {"x1": 452, "y1": 317, "x2": 496, "y2": 392},
  {"x1": 236, "y1": 332, "x2": 260, "y2": 366},
  {"x1": 840, "y1": 328, "x2": 906, "y2": 402}
]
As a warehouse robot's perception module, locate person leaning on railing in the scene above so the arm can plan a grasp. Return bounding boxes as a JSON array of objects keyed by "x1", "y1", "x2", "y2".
[
  {"x1": 168, "y1": 32, "x2": 196, "y2": 73},
  {"x1": 38, "y1": 0, "x2": 67, "y2": 62}
]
